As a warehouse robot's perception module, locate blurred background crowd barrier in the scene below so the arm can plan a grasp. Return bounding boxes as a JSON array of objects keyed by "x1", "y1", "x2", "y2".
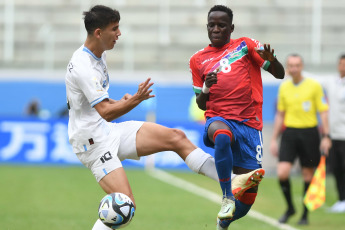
[{"x1": 1, "y1": 0, "x2": 344, "y2": 71}]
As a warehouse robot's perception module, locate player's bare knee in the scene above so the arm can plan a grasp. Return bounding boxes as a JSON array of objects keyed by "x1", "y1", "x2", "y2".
[{"x1": 169, "y1": 128, "x2": 188, "y2": 146}]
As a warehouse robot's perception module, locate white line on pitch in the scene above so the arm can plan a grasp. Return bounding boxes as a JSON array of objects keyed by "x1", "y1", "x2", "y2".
[{"x1": 147, "y1": 169, "x2": 300, "y2": 230}]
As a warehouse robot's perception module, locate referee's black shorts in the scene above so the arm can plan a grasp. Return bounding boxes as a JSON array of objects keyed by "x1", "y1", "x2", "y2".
[{"x1": 279, "y1": 127, "x2": 321, "y2": 167}]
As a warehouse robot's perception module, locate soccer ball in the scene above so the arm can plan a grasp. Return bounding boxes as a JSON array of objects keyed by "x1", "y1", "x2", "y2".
[{"x1": 98, "y1": 192, "x2": 135, "y2": 229}]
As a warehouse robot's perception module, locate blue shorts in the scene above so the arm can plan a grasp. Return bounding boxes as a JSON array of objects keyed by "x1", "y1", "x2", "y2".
[{"x1": 203, "y1": 117, "x2": 263, "y2": 169}]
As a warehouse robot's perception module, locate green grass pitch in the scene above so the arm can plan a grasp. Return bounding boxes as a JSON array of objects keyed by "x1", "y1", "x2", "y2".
[{"x1": 0, "y1": 165, "x2": 342, "y2": 230}]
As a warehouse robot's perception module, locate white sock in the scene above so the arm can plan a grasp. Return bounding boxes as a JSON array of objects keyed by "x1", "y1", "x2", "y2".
[
  {"x1": 92, "y1": 219, "x2": 112, "y2": 230},
  {"x1": 185, "y1": 148, "x2": 236, "y2": 182},
  {"x1": 198, "y1": 156, "x2": 219, "y2": 181},
  {"x1": 185, "y1": 148, "x2": 219, "y2": 181}
]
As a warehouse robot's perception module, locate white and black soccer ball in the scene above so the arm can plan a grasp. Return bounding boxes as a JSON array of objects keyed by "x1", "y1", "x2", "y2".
[{"x1": 98, "y1": 192, "x2": 135, "y2": 229}]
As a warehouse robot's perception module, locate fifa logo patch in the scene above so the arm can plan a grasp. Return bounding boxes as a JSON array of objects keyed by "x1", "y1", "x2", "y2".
[{"x1": 302, "y1": 101, "x2": 311, "y2": 112}]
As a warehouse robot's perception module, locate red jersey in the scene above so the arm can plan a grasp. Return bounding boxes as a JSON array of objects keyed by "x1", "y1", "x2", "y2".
[{"x1": 189, "y1": 37, "x2": 271, "y2": 131}]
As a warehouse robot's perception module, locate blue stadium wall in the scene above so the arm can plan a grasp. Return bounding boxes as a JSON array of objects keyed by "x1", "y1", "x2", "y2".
[{"x1": 0, "y1": 81, "x2": 279, "y2": 168}]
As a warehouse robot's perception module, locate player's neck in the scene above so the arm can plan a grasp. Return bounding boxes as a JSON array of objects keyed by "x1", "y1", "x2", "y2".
[{"x1": 84, "y1": 39, "x2": 104, "y2": 58}]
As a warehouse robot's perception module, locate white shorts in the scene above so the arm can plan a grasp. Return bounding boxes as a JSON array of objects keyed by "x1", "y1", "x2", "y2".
[{"x1": 76, "y1": 121, "x2": 144, "y2": 182}]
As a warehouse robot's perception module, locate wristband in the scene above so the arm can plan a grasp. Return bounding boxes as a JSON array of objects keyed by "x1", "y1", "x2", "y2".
[{"x1": 202, "y1": 82, "x2": 210, "y2": 94}]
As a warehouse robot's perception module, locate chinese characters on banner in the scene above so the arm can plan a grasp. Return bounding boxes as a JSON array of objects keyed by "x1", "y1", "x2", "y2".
[{"x1": 0, "y1": 118, "x2": 212, "y2": 169}]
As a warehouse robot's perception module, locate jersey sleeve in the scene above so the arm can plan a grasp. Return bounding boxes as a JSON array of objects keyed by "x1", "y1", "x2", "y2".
[
  {"x1": 314, "y1": 81, "x2": 329, "y2": 112},
  {"x1": 246, "y1": 38, "x2": 271, "y2": 71},
  {"x1": 74, "y1": 64, "x2": 109, "y2": 108},
  {"x1": 277, "y1": 84, "x2": 286, "y2": 112},
  {"x1": 189, "y1": 55, "x2": 203, "y2": 94}
]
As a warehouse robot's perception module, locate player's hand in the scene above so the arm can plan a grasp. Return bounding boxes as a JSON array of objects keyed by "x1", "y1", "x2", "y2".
[
  {"x1": 320, "y1": 136, "x2": 332, "y2": 157},
  {"x1": 269, "y1": 139, "x2": 279, "y2": 157},
  {"x1": 135, "y1": 78, "x2": 155, "y2": 101},
  {"x1": 255, "y1": 44, "x2": 276, "y2": 62},
  {"x1": 121, "y1": 93, "x2": 132, "y2": 101},
  {"x1": 205, "y1": 71, "x2": 218, "y2": 88}
]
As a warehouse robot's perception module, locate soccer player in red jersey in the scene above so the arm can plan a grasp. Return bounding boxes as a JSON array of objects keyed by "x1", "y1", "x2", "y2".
[{"x1": 189, "y1": 5, "x2": 285, "y2": 229}]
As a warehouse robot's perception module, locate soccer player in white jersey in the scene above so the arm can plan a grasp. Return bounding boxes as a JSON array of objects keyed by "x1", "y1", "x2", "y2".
[{"x1": 66, "y1": 5, "x2": 218, "y2": 230}]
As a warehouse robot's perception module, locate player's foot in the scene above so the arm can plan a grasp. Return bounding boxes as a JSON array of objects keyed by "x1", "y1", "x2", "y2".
[
  {"x1": 218, "y1": 196, "x2": 236, "y2": 220},
  {"x1": 278, "y1": 209, "x2": 295, "y2": 224},
  {"x1": 232, "y1": 168, "x2": 265, "y2": 199},
  {"x1": 216, "y1": 217, "x2": 231, "y2": 230},
  {"x1": 297, "y1": 217, "x2": 309, "y2": 225}
]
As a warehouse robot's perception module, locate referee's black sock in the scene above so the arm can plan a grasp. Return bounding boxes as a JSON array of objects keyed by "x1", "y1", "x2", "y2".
[
  {"x1": 302, "y1": 181, "x2": 310, "y2": 219},
  {"x1": 279, "y1": 179, "x2": 295, "y2": 212}
]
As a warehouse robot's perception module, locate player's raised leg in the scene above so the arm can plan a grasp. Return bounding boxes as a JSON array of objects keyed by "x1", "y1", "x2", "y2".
[
  {"x1": 207, "y1": 121, "x2": 236, "y2": 220},
  {"x1": 135, "y1": 122, "x2": 219, "y2": 182},
  {"x1": 212, "y1": 122, "x2": 266, "y2": 229}
]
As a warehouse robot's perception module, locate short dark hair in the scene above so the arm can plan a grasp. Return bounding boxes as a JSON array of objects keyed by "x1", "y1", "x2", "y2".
[
  {"x1": 339, "y1": 54, "x2": 345, "y2": 60},
  {"x1": 83, "y1": 5, "x2": 120, "y2": 35},
  {"x1": 208, "y1": 5, "x2": 233, "y2": 23},
  {"x1": 286, "y1": 53, "x2": 304, "y2": 64}
]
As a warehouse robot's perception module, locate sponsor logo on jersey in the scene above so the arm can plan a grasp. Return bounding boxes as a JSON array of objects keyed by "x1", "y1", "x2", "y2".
[{"x1": 201, "y1": 58, "x2": 213, "y2": 65}]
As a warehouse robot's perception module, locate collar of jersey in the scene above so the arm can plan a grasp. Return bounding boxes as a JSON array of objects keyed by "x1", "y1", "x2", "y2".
[
  {"x1": 292, "y1": 77, "x2": 305, "y2": 86},
  {"x1": 207, "y1": 40, "x2": 233, "y2": 51},
  {"x1": 83, "y1": 46, "x2": 101, "y2": 61}
]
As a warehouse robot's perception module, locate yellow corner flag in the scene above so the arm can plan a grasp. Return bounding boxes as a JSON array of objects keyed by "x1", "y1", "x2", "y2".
[{"x1": 304, "y1": 155, "x2": 326, "y2": 211}]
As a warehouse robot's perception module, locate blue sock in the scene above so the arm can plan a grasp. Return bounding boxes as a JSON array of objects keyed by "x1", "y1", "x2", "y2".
[
  {"x1": 231, "y1": 200, "x2": 252, "y2": 221},
  {"x1": 214, "y1": 131, "x2": 233, "y2": 198},
  {"x1": 219, "y1": 200, "x2": 252, "y2": 228}
]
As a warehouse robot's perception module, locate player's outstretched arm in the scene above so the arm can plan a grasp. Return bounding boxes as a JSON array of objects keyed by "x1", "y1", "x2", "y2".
[
  {"x1": 255, "y1": 44, "x2": 285, "y2": 79},
  {"x1": 94, "y1": 78, "x2": 155, "y2": 122},
  {"x1": 108, "y1": 94, "x2": 132, "y2": 104}
]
